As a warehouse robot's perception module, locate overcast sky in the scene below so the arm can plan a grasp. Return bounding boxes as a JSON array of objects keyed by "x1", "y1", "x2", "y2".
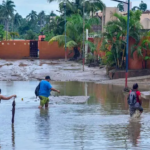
[{"x1": 0, "y1": 0, "x2": 150, "y2": 17}]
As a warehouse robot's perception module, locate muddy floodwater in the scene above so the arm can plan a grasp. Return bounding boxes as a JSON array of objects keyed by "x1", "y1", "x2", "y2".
[{"x1": 1, "y1": 81, "x2": 150, "y2": 150}]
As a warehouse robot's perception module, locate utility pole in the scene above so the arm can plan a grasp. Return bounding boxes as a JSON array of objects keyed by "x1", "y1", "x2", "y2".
[
  {"x1": 83, "y1": 0, "x2": 85, "y2": 71},
  {"x1": 64, "y1": 1, "x2": 67, "y2": 61},
  {"x1": 112, "y1": 0, "x2": 130, "y2": 90}
]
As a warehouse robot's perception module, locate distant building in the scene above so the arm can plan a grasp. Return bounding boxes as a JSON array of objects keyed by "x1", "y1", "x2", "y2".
[
  {"x1": 102, "y1": 7, "x2": 120, "y2": 32},
  {"x1": 123, "y1": 10, "x2": 150, "y2": 29},
  {"x1": 123, "y1": 0, "x2": 132, "y2": 12},
  {"x1": 139, "y1": 11, "x2": 150, "y2": 29}
]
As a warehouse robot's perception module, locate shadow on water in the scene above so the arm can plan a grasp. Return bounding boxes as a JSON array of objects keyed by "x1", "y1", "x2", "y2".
[
  {"x1": 0, "y1": 81, "x2": 150, "y2": 149},
  {"x1": 127, "y1": 119, "x2": 141, "y2": 147}
]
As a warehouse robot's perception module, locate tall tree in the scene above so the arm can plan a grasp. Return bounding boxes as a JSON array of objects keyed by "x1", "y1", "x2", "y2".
[
  {"x1": 26, "y1": 10, "x2": 38, "y2": 22},
  {"x1": 38, "y1": 11, "x2": 45, "y2": 30},
  {"x1": 48, "y1": 0, "x2": 105, "y2": 16},
  {"x1": 101, "y1": 10, "x2": 143, "y2": 69},
  {"x1": 49, "y1": 14, "x2": 99, "y2": 59},
  {"x1": 0, "y1": 0, "x2": 15, "y2": 40},
  {"x1": 13, "y1": 13, "x2": 22, "y2": 31}
]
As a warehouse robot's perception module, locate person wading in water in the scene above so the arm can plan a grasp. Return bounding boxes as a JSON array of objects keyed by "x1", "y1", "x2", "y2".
[
  {"x1": 0, "y1": 89, "x2": 16, "y2": 102},
  {"x1": 38, "y1": 76, "x2": 60, "y2": 108},
  {"x1": 128, "y1": 83, "x2": 143, "y2": 117}
]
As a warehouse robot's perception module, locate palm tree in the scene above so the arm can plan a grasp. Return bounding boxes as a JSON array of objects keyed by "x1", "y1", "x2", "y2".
[
  {"x1": 13, "y1": 13, "x2": 22, "y2": 31},
  {"x1": 48, "y1": 0, "x2": 105, "y2": 16},
  {"x1": 49, "y1": 14, "x2": 99, "y2": 59},
  {"x1": 101, "y1": 10, "x2": 143, "y2": 69},
  {"x1": 14, "y1": 13, "x2": 22, "y2": 27},
  {"x1": 26, "y1": 10, "x2": 38, "y2": 22},
  {"x1": 0, "y1": 0, "x2": 15, "y2": 40},
  {"x1": 38, "y1": 11, "x2": 45, "y2": 30}
]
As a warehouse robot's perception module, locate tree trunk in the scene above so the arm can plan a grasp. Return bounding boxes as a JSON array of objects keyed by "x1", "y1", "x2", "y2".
[
  {"x1": 6, "y1": 19, "x2": 9, "y2": 41},
  {"x1": 73, "y1": 47, "x2": 80, "y2": 59}
]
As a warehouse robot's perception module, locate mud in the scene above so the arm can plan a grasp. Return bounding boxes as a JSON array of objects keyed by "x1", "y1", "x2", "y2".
[{"x1": 0, "y1": 59, "x2": 108, "y2": 82}]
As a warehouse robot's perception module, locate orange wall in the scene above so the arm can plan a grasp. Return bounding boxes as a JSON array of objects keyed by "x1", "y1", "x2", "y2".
[
  {"x1": 0, "y1": 41, "x2": 30, "y2": 59},
  {"x1": 95, "y1": 38, "x2": 105, "y2": 57},
  {"x1": 128, "y1": 38, "x2": 144, "y2": 70},
  {"x1": 39, "y1": 41, "x2": 74, "y2": 59},
  {"x1": 88, "y1": 38, "x2": 105, "y2": 57}
]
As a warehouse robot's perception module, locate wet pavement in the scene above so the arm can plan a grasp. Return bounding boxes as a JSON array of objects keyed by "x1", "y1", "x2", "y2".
[{"x1": 1, "y1": 81, "x2": 150, "y2": 150}]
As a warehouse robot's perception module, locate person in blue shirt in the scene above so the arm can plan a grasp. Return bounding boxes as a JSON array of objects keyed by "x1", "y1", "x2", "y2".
[{"x1": 38, "y1": 76, "x2": 60, "y2": 108}]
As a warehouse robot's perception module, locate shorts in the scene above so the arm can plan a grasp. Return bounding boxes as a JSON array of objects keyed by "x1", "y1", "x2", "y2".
[
  {"x1": 39, "y1": 96, "x2": 49, "y2": 107},
  {"x1": 129, "y1": 102, "x2": 143, "y2": 117}
]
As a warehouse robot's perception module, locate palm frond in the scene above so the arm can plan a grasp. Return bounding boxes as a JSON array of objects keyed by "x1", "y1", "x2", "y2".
[
  {"x1": 66, "y1": 41, "x2": 77, "y2": 49},
  {"x1": 49, "y1": 35, "x2": 72, "y2": 47}
]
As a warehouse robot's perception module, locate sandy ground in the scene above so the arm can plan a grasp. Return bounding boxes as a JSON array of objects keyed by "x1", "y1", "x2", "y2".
[
  {"x1": 0, "y1": 59, "x2": 109, "y2": 82},
  {"x1": 1, "y1": 59, "x2": 150, "y2": 87}
]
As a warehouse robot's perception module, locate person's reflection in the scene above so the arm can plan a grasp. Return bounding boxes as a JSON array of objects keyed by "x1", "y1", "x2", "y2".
[
  {"x1": 127, "y1": 119, "x2": 141, "y2": 146},
  {"x1": 36, "y1": 108, "x2": 50, "y2": 141},
  {"x1": 12, "y1": 124, "x2": 15, "y2": 149}
]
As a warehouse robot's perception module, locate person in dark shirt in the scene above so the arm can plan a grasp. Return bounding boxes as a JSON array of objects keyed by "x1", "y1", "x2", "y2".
[{"x1": 129, "y1": 83, "x2": 143, "y2": 116}]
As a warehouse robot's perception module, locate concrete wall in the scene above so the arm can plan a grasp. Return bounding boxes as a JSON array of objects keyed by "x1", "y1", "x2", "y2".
[
  {"x1": 141, "y1": 18, "x2": 150, "y2": 29},
  {"x1": 140, "y1": 13, "x2": 150, "y2": 29},
  {"x1": 102, "y1": 7, "x2": 119, "y2": 32},
  {"x1": 0, "y1": 41, "x2": 30, "y2": 59},
  {"x1": 39, "y1": 41, "x2": 74, "y2": 59}
]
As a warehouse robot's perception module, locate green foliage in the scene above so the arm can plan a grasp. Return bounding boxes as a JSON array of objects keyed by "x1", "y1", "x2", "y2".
[
  {"x1": 131, "y1": 31, "x2": 150, "y2": 64},
  {"x1": 10, "y1": 32, "x2": 19, "y2": 39},
  {"x1": 26, "y1": 10, "x2": 38, "y2": 22},
  {"x1": 3, "y1": 31, "x2": 11, "y2": 40},
  {"x1": 86, "y1": 53, "x2": 97, "y2": 64},
  {"x1": 49, "y1": 0, "x2": 105, "y2": 16},
  {"x1": 44, "y1": 32, "x2": 54, "y2": 41},
  {"x1": 144, "y1": 56, "x2": 150, "y2": 60},
  {"x1": 49, "y1": 14, "x2": 99, "y2": 53},
  {"x1": 0, "y1": 25, "x2": 4, "y2": 40},
  {"x1": 25, "y1": 30, "x2": 37, "y2": 40},
  {"x1": 104, "y1": 51, "x2": 116, "y2": 66},
  {"x1": 85, "y1": 40, "x2": 97, "y2": 53},
  {"x1": 49, "y1": 35, "x2": 77, "y2": 49},
  {"x1": 102, "y1": 10, "x2": 143, "y2": 69}
]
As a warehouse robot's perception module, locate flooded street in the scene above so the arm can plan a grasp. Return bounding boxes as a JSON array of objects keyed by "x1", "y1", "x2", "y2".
[{"x1": 1, "y1": 81, "x2": 150, "y2": 150}]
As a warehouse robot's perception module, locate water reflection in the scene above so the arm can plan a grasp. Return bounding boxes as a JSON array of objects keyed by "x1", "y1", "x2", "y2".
[
  {"x1": 73, "y1": 125, "x2": 86, "y2": 150},
  {"x1": 0, "y1": 81, "x2": 150, "y2": 150},
  {"x1": 35, "y1": 108, "x2": 50, "y2": 142},
  {"x1": 127, "y1": 119, "x2": 141, "y2": 146},
  {"x1": 12, "y1": 124, "x2": 15, "y2": 149}
]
